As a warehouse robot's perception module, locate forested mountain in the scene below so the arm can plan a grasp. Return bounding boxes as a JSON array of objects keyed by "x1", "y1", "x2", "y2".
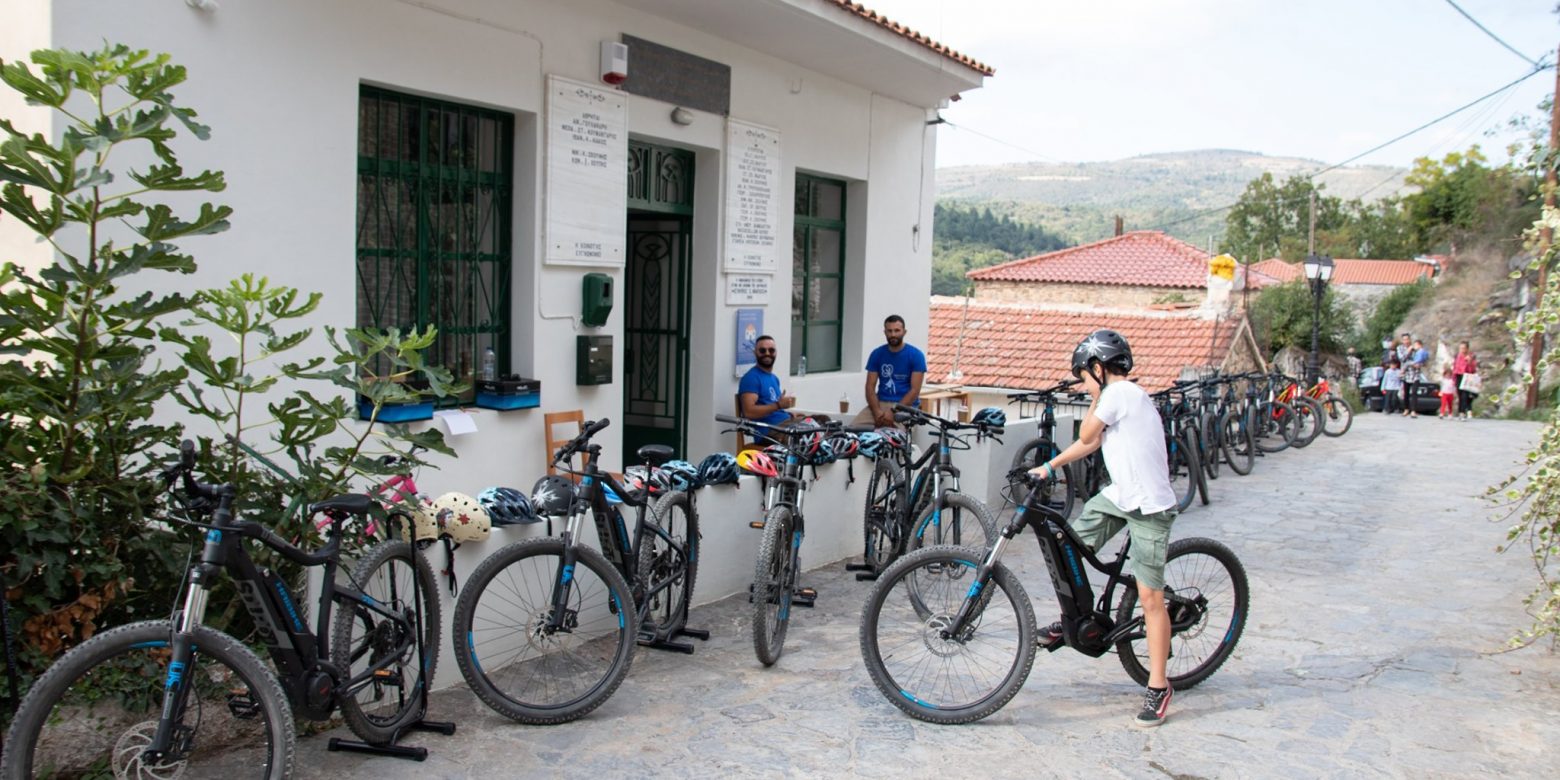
[{"x1": 931, "y1": 203, "x2": 1067, "y2": 295}]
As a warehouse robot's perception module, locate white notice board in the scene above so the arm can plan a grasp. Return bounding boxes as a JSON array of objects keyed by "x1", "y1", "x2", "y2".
[
  {"x1": 546, "y1": 76, "x2": 627, "y2": 266},
  {"x1": 723, "y1": 119, "x2": 780, "y2": 273},
  {"x1": 724, "y1": 274, "x2": 771, "y2": 305}
]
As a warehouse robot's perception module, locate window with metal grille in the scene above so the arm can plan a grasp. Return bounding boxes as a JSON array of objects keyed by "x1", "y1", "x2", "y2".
[
  {"x1": 356, "y1": 86, "x2": 513, "y2": 392},
  {"x1": 791, "y1": 173, "x2": 846, "y2": 374}
]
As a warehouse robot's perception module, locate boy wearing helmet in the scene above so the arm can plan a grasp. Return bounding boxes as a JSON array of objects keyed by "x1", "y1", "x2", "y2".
[{"x1": 1029, "y1": 329, "x2": 1179, "y2": 727}]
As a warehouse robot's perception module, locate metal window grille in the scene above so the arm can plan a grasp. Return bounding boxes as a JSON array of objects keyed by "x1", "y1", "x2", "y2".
[
  {"x1": 791, "y1": 173, "x2": 846, "y2": 373},
  {"x1": 356, "y1": 86, "x2": 514, "y2": 393}
]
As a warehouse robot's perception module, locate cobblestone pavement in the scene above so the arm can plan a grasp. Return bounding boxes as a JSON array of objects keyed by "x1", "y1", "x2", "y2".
[{"x1": 299, "y1": 413, "x2": 1558, "y2": 778}]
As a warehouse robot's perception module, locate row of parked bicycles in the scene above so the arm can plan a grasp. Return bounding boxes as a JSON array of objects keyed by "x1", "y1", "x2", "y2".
[{"x1": 0, "y1": 369, "x2": 1327, "y2": 775}]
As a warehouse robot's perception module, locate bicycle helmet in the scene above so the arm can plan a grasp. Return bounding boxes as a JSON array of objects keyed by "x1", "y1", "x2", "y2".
[
  {"x1": 478, "y1": 486, "x2": 536, "y2": 526},
  {"x1": 530, "y1": 475, "x2": 577, "y2": 517},
  {"x1": 737, "y1": 449, "x2": 778, "y2": 478},
  {"x1": 880, "y1": 428, "x2": 909, "y2": 452},
  {"x1": 828, "y1": 431, "x2": 860, "y2": 459},
  {"x1": 972, "y1": 407, "x2": 1007, "y2": 428},
  {"x1": 762, "y1": 444, "x2": 790, "y2": 467},
  {"x1": 1071, "y1": 329, "x2": 1134, "y2": 378},
  {"x1": 811, "y1": 437, "x2": 838, "y2": 466},
  {"x1": 662, "y1": 459, "x2": 701, "y2": 491},
  {"x1": 431, "y1": 492, "x2": 490, "y2": 544},
  {"x1": 391, "y1": 497, "x2": 440, "y2": 543},
  {"x1": 856, "y1": 431, "x2": 886, "y2": 459},
  {"x1": 698, "y1": 452, "x2": 740, "y2": 486},
  {"x1": 797, "y1": 430, "x2": 827, "y2": 463}
]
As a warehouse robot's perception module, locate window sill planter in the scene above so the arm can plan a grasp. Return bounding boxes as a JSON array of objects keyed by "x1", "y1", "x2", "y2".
[
  {"x1": 359, "y1": 377, "x2": 434, "y2": 422},
  {"x1": 474, "y1": 376, "x2": 541, "y2": 411}
]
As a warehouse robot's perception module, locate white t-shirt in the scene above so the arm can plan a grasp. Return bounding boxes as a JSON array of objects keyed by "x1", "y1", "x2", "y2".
[{"x1": 1093, "y1": 379, "x2": 1178, "y2": 514}]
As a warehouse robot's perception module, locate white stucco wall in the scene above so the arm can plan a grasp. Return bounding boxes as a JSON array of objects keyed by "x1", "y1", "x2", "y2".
[
  {"x1": 0, "y1": 3, "x2": 51, "y2": 275},
  {"x1": 13, "y1": 0, "x2": 958, "y2": 689}
]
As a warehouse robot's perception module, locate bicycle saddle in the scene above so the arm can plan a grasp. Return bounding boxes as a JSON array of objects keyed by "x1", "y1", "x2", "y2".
[
  {"x1": 309, "y1": 493, "x2": 374, "y2": 516},
  {"x1": 637, "y1": 444, "x2": 676, "y2": 467}
]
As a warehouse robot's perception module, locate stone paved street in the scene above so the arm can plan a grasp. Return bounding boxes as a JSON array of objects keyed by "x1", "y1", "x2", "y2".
[{"x1": 299, "y1": 413, "x2": 1559, "y2": 778}]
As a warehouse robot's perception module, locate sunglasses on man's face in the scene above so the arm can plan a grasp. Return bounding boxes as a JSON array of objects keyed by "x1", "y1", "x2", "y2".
[{"x1": 755, "y1": 348, "x2": 776, "y2": 355}]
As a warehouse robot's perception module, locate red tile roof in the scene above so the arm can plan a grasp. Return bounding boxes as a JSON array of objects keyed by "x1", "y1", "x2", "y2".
[
  {"x1": 825, "y1": 2, "x2": 994, "y2": 76},
  {"x1": 928, "y1": 297, "x2": 1248, "y2": 392},
  {"x1": 967, "y1": 231, "x2": 1210, "y2": 288},
  {"x1": 1245, "y1": 258, "x2": 1434, "y2": 288}
]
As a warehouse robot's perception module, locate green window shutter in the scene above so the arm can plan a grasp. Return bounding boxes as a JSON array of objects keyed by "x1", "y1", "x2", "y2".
[{"x1": 791, "y1": 173, "x2": 846, "y2": 373}]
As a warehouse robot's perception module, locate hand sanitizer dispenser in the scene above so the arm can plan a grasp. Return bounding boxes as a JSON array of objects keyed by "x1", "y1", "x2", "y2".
[{"x1": 582, "y1": 273, "x2": 613, "y2": 327}]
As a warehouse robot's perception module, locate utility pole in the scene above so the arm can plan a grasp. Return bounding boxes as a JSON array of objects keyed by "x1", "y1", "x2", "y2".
[{"x1": 1527, "y1": 44, "x2": 1560, "y2": 410}]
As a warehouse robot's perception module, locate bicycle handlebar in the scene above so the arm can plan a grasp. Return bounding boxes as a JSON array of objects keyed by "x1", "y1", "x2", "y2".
[{"x1": 893, "y1": 403, "x2": 1005, "y2": 436}]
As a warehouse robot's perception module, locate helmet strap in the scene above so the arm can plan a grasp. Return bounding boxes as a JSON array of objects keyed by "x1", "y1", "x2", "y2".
[{"x1": 1086, "y1": 361, "x2": 1108, "y2": 390}]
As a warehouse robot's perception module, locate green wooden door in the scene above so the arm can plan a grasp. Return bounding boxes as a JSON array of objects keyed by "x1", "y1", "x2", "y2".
[{"x1": 623, "y1": 142, "x2": 693, "y2": 458}]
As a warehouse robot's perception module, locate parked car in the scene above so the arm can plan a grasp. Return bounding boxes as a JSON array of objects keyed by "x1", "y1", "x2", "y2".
[{"x1": 1357, "y1": 367, "x2": 1439, "y2": 414}]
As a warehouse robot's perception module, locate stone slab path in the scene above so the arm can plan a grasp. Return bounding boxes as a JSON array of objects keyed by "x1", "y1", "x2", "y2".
[{"x1": 298, "y1": 412, "x2": 1558, "y2": 778}]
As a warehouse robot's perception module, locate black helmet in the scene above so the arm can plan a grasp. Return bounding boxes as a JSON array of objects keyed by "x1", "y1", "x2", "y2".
[
  {"x1": 1071, "y1": 329, "x2": 1133, "y2": 378},
  {"x1": 530, "y1": 475, "x2": 577, "y2": 517}
]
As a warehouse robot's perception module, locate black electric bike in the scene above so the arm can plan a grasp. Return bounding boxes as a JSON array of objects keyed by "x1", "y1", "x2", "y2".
[
  {"x1": 2, "y1": 442, "x2": 441, "y2": 778},
  {"x1": 859, "y1": 469, "x2": 1248, "y2": 724}
]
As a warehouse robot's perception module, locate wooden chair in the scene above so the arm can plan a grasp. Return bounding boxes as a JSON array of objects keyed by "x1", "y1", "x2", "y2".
[
  {"x1": 544, "y1": 410, "x2": 585, "y2": 482},
  {"x1": 734, "y1": 394, "x2": 753, "y2": 452}
]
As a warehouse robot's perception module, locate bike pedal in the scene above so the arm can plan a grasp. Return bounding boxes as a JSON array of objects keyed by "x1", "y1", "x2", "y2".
[
  {"x1": 372, "y1": 669, "x2": 405, "y2": 687},
  {"x1": 1037, "y1": 636, "x2": 1066, "y2": 653},
  {"x1": 791, "y1": 588, "x2": 817, "y2": 607},
  {"x1": 226, "y1": 691, "x2": 261, "y2": 720},
  {"x1": 749, "y1": 521, "x2": 766, "y2": 529},
  {"x1": 854, "y1": 571, "x2": 880, "y2": 582}
]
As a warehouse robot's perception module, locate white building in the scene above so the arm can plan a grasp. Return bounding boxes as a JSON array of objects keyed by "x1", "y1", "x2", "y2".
[{"x1": 3, "y1": 0, "x2": 990, "y2": 683}]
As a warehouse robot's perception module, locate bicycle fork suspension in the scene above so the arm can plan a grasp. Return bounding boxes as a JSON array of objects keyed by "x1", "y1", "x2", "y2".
[
  {"x1": 547, "y1": 514, "x2": 588, "y2": 632},
  {"x1": 946, "y1": 530, "x2": 1015, "y2": 640},
  {"x1": 148, "y1": 555, "x2": 218, "y2": 759}
]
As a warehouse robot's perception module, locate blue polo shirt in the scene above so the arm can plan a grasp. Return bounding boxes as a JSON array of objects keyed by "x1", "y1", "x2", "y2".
[
  {"x1": 867, "y1": 344, "x2": 926, "y2": 405},
  {"x1": 739, "y1": 366, "x2": 790, "y2": 425}
]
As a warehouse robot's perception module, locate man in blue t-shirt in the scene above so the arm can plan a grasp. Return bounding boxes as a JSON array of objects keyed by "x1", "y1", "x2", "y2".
[
  {"x1": 739, "y1": 334, "x2": 795, "y2": 427},
  {"x1": 861, "y1": 314, "x2": 926, "y2": 427}
]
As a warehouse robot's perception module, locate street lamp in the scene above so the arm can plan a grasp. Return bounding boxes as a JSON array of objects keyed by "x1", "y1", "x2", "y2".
[{"x1": 1302, "y1": 254, "x2": 1334, "y2": 384}]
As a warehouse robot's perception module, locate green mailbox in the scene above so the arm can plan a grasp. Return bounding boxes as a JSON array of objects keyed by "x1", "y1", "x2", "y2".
[
  {"x1": 582, "y1": 272, "x2": 613, "y2": 327},
  {"x1": 577, "y1": 335, "x2": 613, "y2": 385}
]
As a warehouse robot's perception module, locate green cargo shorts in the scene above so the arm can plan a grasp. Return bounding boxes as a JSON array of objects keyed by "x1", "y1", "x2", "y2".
[{"x1": 1070, "y1": 492, "x2": 1176, "y2": 591}]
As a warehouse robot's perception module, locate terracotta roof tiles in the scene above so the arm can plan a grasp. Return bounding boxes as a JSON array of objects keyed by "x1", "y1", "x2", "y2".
[
  {"x1": 825, "y1": 2, "x2": 995, "y2": 76},
  {"x1": 967, "y1": 231, "x2": 1210, "y2": 288},
  {"x1": 928, "y1": 297, "x2": 1247, "y2": 392},
  {"x1": 1245, "y1": 258, "x2": 1434, "y2": 288}
]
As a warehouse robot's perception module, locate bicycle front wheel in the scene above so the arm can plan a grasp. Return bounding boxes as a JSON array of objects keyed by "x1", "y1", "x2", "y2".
[
  {"x1": 859, "y1": 546, "x2": 1037, "y2": 724},
  {"x1": 332, "y1": 538, "x2": 440, "y2": 744},
  {"x1": 752, "y1": 504, "x2": 796, "y2": 666},
  {"x1": 909, "y1": 491, "x2": 998, "y2": 553},
  {"x1": 1220, "y1": 408, "x2": 1254, "y2": 476},
  {"x1": 1168, "y1": 431, "x2": 1199, "y2": 512},
  {"x1": 1290, "y1": 396, "x2": 1324, "y2": 448},
  {"x1": 1, "y1": 620, "x2": 294, "y2": 779},
  {"x1": 452, "y1": 537, "x2": 636, "y2": 724},
  {"x1": 1114, "y1": 537, "x2": 1249, "y2": 689},
  {"x1": 1254, "y1": 401, "x2": 1296, "y2": 453},
  {"x1": 1009, "y1": 438, "x2": 1075, "y2": 519},
  {"x1": 637, "y1": 490, "x2": 700, "y2": 639}
]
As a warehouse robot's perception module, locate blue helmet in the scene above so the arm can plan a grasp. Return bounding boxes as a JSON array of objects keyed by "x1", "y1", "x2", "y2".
[
  {"x1": 972, "y1": 407, "x2": 1007, "y2": 428},
  {"x1": 698, "y1": 452, "x2": 740, "y2": 486},
  {"x1": 479, "y1": 487, "x2": 537, "y2": 526},
  {"x1": 856, "y1": 431, "x2": 886, "y2": 459},
  {"x1": 662, "y1": 459, "x2": 701, "y2": 492}
]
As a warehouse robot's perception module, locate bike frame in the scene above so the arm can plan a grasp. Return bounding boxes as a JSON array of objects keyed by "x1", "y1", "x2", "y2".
[{"x1": 151, "y1": 493, "x2": 418, "y2": 759}]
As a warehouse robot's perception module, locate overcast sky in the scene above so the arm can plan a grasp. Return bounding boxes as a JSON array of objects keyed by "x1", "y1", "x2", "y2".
[{"x1": 866, "y1": 0, "x2": 1559, "y2": 169}]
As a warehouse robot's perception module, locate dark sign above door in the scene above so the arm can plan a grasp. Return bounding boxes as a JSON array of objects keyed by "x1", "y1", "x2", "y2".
[{"x1": 621, "y1": 35, "x2": 731, "y2": 116}]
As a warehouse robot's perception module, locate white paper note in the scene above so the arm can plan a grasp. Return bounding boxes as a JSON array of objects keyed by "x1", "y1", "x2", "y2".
[{"x1": 434, "y1": 409, "x2": 478, "y2": 437}]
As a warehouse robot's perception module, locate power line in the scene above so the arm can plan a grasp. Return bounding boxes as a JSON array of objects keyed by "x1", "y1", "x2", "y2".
[
  {"x1": 1443, "y1": 0, "x2": 1541, "y2": 68},
  {"x1": 942, "y1": 120, "x2": 1063, "y2": 163},
  {"x1": 1145, "y1": 64, "x2": 1554, "y2": 232}
]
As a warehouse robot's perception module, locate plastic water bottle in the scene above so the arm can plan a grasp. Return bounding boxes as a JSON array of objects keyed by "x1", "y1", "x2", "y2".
[
  {"x1": 798, "y1": 355, "x2": 807, "y2": 377},
  {"x1": 481, "y1": 346, "x2": 497, "y2": 382}
]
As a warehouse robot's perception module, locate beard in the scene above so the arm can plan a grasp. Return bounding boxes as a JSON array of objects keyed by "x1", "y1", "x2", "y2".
[
  {"x1": 886, "y1": 336, "x2": 903, "y2": 348},
  {"x1": 757, "y1": 353, "x2": 775, "y2": 369}
]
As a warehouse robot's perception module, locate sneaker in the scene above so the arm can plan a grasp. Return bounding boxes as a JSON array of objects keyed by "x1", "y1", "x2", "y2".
[{"x1": 1134, "y1": 685, "x2": 1172, "y2": 728}]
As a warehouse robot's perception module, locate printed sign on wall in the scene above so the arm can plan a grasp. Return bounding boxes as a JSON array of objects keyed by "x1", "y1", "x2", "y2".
[
  {"x1": 723, "y1": 120, "x2": 780, "y2": 273},
  {"x1": 546, "y1": 75, "x2": 627, "y2": 266},
  {"x1": 735, "y1": 308, "x2": 763, "y2": 377},
  {"x1": 724, "y1": 274, "x2": 771, "y2": 305}
]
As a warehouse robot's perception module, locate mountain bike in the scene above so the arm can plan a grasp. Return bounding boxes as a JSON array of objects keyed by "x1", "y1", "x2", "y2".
[
  {"x1": 2, "y1": 441, "x2": 441, "y2": 778},
  {"x1": 1151, "y1": 384, "x2": 1205, "y2": 512},
  {"x1": 853, "y1": 405, "x2": 1003, "y2": 580},
  {"x1": 450, "y1": 418, "x2": 705, "y2": 725},
  {"x1": 1006, "y1": 379, "x2": 1087, "y2": 520},
  {"x1": 859, "y1": 468, "x2": 1248, "y2": 724},
  {"x1": 1196, "y1": 375, "x2": 1254, "y2": 478},
  {"x1": 1302, "y1": 374, "x2": 1353, "y2": 437},
  {"x1": 716, "y1": 414, "x2": 868, "y2": 665},
  {"x1": 1273, "y1": 372, "x2": 1325, "y2": 448}
]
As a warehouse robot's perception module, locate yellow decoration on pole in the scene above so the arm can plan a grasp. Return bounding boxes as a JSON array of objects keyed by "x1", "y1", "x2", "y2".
[{"x1": 1208, "y1": 253, "x2": 1237, "y2": 281}]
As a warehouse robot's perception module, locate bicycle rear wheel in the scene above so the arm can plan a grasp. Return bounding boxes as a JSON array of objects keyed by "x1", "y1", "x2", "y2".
[
  {"x1": 1220, "y1": 408, "x2": 1255, "y2": 476},
  {"x1": 862, "y1": 458, "x2": 907, "y2": 571},
  {"x1": 859, "y1": 546, "x2": 1036, "y2": 724},
  {"x1": 1, "y1": 621, "x2": 294, "y2": 779},
  {"x1": 1115, "y1": 537, "x2": 1249, "y2": 689},
  {"x1": 1289, "y1": 396, "x2": 1324, "y2": 448},
  {"x1": 452, "y1": 538, "x2": 635, "y2": 724},
  {"x1": 333, "y1": 539, "x2": 441, "y2": 744},
  {"x1": 909, "y1": 491, "x2": 998, "y2": 553},
  {"x1": 1321, "y1": 395, "x2": 1353, "y2": 437},
  {"x1": 752, "y1": 504, "x2": 796, "y2": 666},
  {"x1": 1168, "y1": 431, "x2": 1199, "y2": 512},
  {"x1": 637, "y1": 490, "x2": 700, "y2": 639},
  {"x1": 1254, "y1": 401, "x2": 1296, "y2": 453},
  {"x1": 1010, "y1": 438, "x2": 1075, "y2": 519}
]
